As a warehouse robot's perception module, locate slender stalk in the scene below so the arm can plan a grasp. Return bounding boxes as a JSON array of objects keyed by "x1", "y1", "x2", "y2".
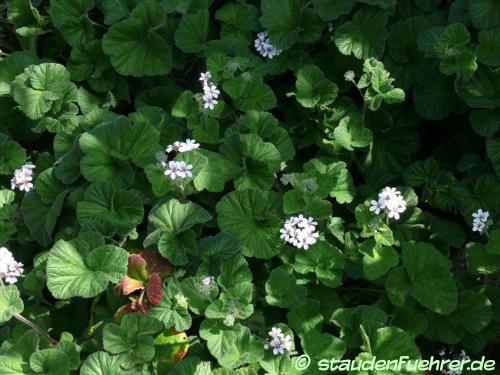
[
  {"x1": 0, "y1": 278, "x2": 58, "y2": 345},
  {"x1": 12, "y1": 313, "x2": 58, "y2": 346}
]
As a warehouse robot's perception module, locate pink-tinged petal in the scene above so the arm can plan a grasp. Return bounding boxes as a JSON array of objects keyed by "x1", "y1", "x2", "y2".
[
  {"x1": 142, "y1": 250, "x2": 174, "y2": 277},
  {"x1": 121, "y1": 276, "x2": 145, "y2": 295},
  {"x1": 129, "y1": 298, "x2": 151, "y2": 314},
  {"x1": 147, "y1": 273, "x2": 164, "y2": 305},
  {"x1": 128, "y1": 253, "x2": 149, "y2": 281}
]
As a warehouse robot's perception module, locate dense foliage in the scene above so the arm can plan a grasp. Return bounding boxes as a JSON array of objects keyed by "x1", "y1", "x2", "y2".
[{"x1": 0, "y1": 0, "x2": 499, "y2": 373}]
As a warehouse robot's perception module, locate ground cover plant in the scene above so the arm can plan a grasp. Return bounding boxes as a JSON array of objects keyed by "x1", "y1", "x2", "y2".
[{"x1": 0, "y1": 0, "x2": 499, "y2": 374}]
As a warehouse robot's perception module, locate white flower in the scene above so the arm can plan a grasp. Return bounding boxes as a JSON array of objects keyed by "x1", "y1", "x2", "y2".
[
  {"x1": 264, "y1": 327, "x2": 292, "y2": 355},
  {"x1": 281, "y1": 335, "x2": 292, "y2": 351},
  {"x1": 378, "y1": 187, "x2": 400, "y2": 206},
  {"x1": 369, "y1": 200, "x2": 383, "y2": 214},
  {"x1": 344, "y1": 70, "x2": 355, "y2": 81},
  {"x1": 472, "y1": 209, "x2": 489, "y2": 223},
  {"x1": 254, "y1": 30, "x2": 281, "y2": 59},
  {"x1": 257, "y1": 31, "x2": 268, "y2": 41},
  {"x1": 203, "y1": 84, "x2": 220, "y2": 99},
  {"x1": 280, "y1": 215, "x2": 320, "y2": 250},
  {"x1": 269, "y1": 327, "x2": 284, "y2": 339},
  {"x1": 174, "y1": 292, "x2": 188, "y2": 308},
  {"x1": 176, "y1": 161, "x2": 193, "y2": 178},
  {"x1": 371, "y1": 187, "x2": 407, "y2": 221},
  {"x1": 223, "y1": 314, "x2": 235, "y2": 327},
  {"x1": 203, "y1": 93, "x2": 218, "y2": 110},
  {"x1": 11, "y1": 164, "x2": 35, "y2": 192},
  {"x1": 163, "y1": 161, "x2": 193, "y2": 180},
  {"x1": 199, "y1": 70, "x2": 220, "y2": 111},
  {"x1": 270, "y1": 338, "x2": 284, "y2": 355},
  {"x1": 178, "y1": 139, "x2": 200, "y2": 153},
  {"x1": 202, "y1": 276, "x2": 214, "y2": 286},
  {"x1": 0, "y1": 247, "x2": 23, "y2": 285},
  {"x1": 166, "y1": 141, "x2": 181, "y2": 154},
  {"x1": 167, "y1": 139, "x2": 200, "y2": 154},
  {"x1": 199, "y1": 71, "x2": 211, "y2": 82},
  {"x1": 472, "y1": 220, "x2": 486, "y2": 233}
]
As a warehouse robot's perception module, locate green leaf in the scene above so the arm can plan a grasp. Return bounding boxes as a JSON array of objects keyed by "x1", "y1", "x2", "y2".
[
  {"x1": 334, "y1": 113, "x2": 372, "y2": 150},
  {"x1": 331, "y1": 305, "x2": 387, "y2": 349},
  {"x1": 283, "y1": 190, "x2": 332, "y2": 219},
  {"x1": 29, "y1": 348, "x2": 70, "y2": 375},
  {"x1": 413, "y1": 66, "x2": 465, "y2": 120},
  {"x1": 158, "y1": 230, "x2": 196, "y2": 266},
  {"x1": 0, "y1": 51, "x2": 39, "y2": 95},
  {"x1": 287, "y1": 299, "x2": 324, "y2": 335},
  {"x1": 366, "y1": 326, "x2": 420, "y2": 359},
  {"x1": 294, "y1": 240, "x2": 344, "y2": 287},
  {"x1": 146, "y1": 199, "x2": 211, "y2": 263},
  {"x1": 77, "y1": 182, "x2": 144, "y2": 236},
  {"x1": 147, "y1": 199, "x2": 212, "y2": 237},
  {"x1": 174, "y1": 10, "x2": 209, "y2": 53},
  {"x1": 223, "y1": 75, "x2": 277, "y2": 111},
  {"x1": 466, "y1": 242, "x2": 500, "y2": 274},
  {"x1": 0, "y1": 285, "x2": 24, "y2": 324},
  {"x1": 46, "y1": 239, "x2": 128, "y2": 299},
  {"x1": 150, "y1": 281, "x2": 192, "y2": 331},
  {"x1": 103, "y1": 313, "x2": 163, "y2": 367},
  {"x1": 199, "y1": 320, "x2": 263, "y2": 368},
  {"x1": 470, "y1": 109, "x2": 500, "y2": 137},
  {"x1": 360, "y1": 240, "x2": 399, "y2": 281},
  {"x1": 11, "y1": 63, "x2": 75, "y2": 120},
  {"x1": 265, "y1": 266, "x2": 307, "y2": 309},
  {"x1": 301, "y1": 330, "x2": 346, "y2": 365},
  {"x1": 467, "y1": 0, "x2": 500, "y2": 29},
  {"x1": 334, "y1": 8, "x2": 387, "y2": 59},
  {"x1": 50, "y1": 0, "x2": 95, "y2": 47},
  {"x1": 21, "y1": 190, "x2": 68, "y2": 247},
  {"x1": 102, "y1": 1, "x2": 172, "y2": 77},
  {"x1": 313, "y1": 0, "x2": 355, "y2": 21},
  {"x1": 197, "y1": 233, "x2": 241, "y2": 275},
  {"x1": 79, "y1": 116, "x2": 161, "y2": 185},
  {"x1": 259, "y1": 0, "x2": 317, "y2": 50},
  {"x1": 486, "y1": 229, "x2": 500, "y2": 254},
  {"x1": 486, "y1": 138, "x2": 500, "y2": 178},
  {"x1": 401, "y1": 241, "x2": 457, "y2": 314},
  {"x1": 476, "y1": 26, "x2": 500, "y2": 66},
  {"x1": 216, "y1": 189, "x2": 283, "y2": 259},
  {"x1": 80, "y1": 352, "x2": 130, "y2": 375},
  {"x1": 295, "y1": 65, "x2": 338, "y2": 108},
  {"x1": 0, "y1": 133, "x2": 26, "y2": 175},
  {"x1": 101, "y1": 0, "x2": 142, "y2": 25},
  {"x1": 424, "y1": 290, "x2": 493, "y2": 344}
]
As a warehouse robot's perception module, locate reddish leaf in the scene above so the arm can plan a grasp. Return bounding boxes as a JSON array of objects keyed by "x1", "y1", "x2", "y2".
[
  {"x1": 142, "y1": 250, "x2": 174, "y2": 277},
  {"x1": 146, "y1": 273, "x2": 163, "y2": 305},
  {"x1": 121, "y1": 275, "x2": 145, "y2": 295},
  {"x1": 128, "y1": 253, "x2": 149, "y2": 281}
]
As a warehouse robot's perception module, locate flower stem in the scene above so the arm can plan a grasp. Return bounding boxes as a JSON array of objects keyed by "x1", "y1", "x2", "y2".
[
  {"x1": 0, "y1": 278, "x2": 58, "y2": 346},
  {"x1": 12, "y1": 313, "x2": 58, "y2": 346}
]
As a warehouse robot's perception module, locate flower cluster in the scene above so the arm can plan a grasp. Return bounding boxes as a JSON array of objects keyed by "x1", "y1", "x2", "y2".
[
  {"x1": 254, "y1": 31, "x2": 282, "y2": 59},
  {"x1": 280, "y1": 214, "x2": 319, "y2": 250},
  {"x1": 370, "y1": 187, "x2": 407, "y2": 220},
  {"x1": 0, "y1": 247, "x2": 23, "y2": 285},
  {"x1": 264, "y1": 327, "x2": 292, "y2": 355},
  {"x1": 166, "y1": 139, "x2": 200, "y2": 154},
  {"x1": 10, "y1": 164, "x2": 35, "y2": 192},
  {"x1": 197, "y1": 275, "x2": 216, "y2": 295},
  {"x1": 162, "y1": 160, "x2": 193, "y2": 180},
  {"x1": 199, "y1": 71, "x2": 220, "y2": 110},
  {"x1": 471, "y1": 209, "x2": 489, "y2": 233}
]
